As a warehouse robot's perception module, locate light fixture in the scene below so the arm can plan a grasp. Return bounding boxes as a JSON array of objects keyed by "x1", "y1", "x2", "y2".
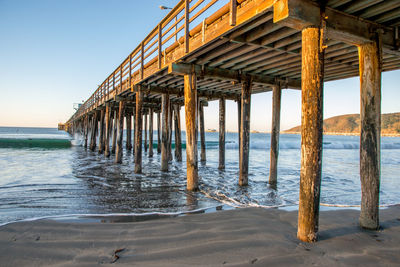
[{"x1": 159, "y1": 5, "x2": 172, "y2": 10}]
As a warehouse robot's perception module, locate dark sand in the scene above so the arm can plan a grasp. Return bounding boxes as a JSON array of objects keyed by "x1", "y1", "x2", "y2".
[{"x1": 0, "y1": 206, "x2": 399, "y2": 266}]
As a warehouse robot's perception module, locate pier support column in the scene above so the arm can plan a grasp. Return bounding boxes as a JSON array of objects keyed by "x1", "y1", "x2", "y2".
[
  {"x1": 98, "y1": 109, "x2": 105, "y2": 154},
  {"x1": 219, "y1": 98, "x2": 226, "y2": 170},
  {"x1": 184, "y1": 72, "x2": 198, "y2": 191},
  {"x1": 135, "y1": 87, "x2": 143, "y2": 173},
  {"x1": 84, "y1": 115, "x2": 89, "y2": 148},
  {"x1": 104, "y1": 104, "x2": 111, "y2": 157},
  {"x1": 144, "y1": 112, "x2": 148, "y2": 153},
  {"x1": 168, "y1": 100, "x2": 173, "y2": 161},
  {"x1": 161, "y1": 94, "x2": 170, "y2": 171},
  {"x1": 126, "y1": 112, "x2": 132, "y2": 151},
  {"x1": 149, "y1": 108, "x2": 154, "y2": 158},
  {"x1": 269, "y1": 84, "x2": 282, "y2": 185},
  {"x1": 239, "y1": 77, "x2": 252, "y2": 186},
  {"x1": 115, "y1": 101, "x2": 125, "y2": 163},
  {"x1": 157, "y1": 112, "x2": 161, "y2": 154},
  {"x1": 132, "y1": 106, "x2": 136, "y2": 155},
  {"x1": 199, "y1": 102, "x2": 206, "y2": 162},
  {"x1": 111, "y1": 109, "x2": 117, "y2": 154},
  {"x1": 89, "y1": 111, "x2": 98, "y2": 151},
  {"x1": 237, "y1": 98, "x2": 241, "y2": 161},
  {"x1": 174, "y1": 104, "x2": 182, "y2": 162},
  {"x1": 358, "y1": 37, "x2": 382, "y2": 230},
  {"x1": 297, "y1": 26, "x2": 325, "y2": 243}
]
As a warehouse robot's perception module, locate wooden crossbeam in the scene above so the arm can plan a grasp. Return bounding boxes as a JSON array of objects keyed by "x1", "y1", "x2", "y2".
[
  {"x1": 168, "y1": 63, "x2": 301, "y2": 89},
  {"x1": 273, "y1": 0, "x2": 400, "y2": 56}
]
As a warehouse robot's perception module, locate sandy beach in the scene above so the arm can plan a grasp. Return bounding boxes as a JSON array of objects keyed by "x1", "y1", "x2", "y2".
[{"x1": 0, "y1": 206, "x2": 399, "y2": 266}]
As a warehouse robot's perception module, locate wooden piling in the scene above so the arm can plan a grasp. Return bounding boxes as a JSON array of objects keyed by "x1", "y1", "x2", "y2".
[
  {"x1": 239, "y1": 77, "x2": 252, "y2": 186},
  {"x1": 98, "y1": 109, "x2": 105, "y2": 154},
  {"x1": 358, "y1": 38, "x2": 382, "y2": 230},
  {"x1": 168, "y1": 100, "x2": 173, "y2": 161},
  {"x1": 84, "y1": 115, "x2": 89, "y2": 148},
  {"x1": 199, "y1": 102, "x2": 206, "y2": 162},
  {"x1": 135, "y1": 88, "x2": 143, "y2": 173},
  {"x1": 157, "y1": 112, "x2": 161, "y2": 154},
  {"x1": 149, "y1": 108, "x2": 154, "y2": 158},
  {"x1": 237, "y1": 99, "x2": 241, "y2": 161},
  {"x1": 89, "y1": 111, "x2": 98, "y2": 151},
  {"x1": 111, "y1": 109, "x2": 117, "y2": 154},
  {"x1": 132, "y1": 106, "x2": 136, "y2": 155},
  {"x1": 144, "y1": 112, "x2": 148, "y2": 153},
  {"x1": 173, "y1": 104, "x2": 182, "y2": 162},
  {"x1": 104, "y1": 104, "x2": 111, "y2": 157},
  {"x1": 126, "y1": 112, "x2": 132, "y2": 151},
  {"x1": 184, "y1": 72, "x2": 198, "y2": 191},
  {"x1": 115, "y1": 101, "x2": 125, "y2": 163},
  {"x1": 219, "y1": 98, "x2": 226, "y2": 170},
  {"x1": 269, "y1": 84, "x2": 282, "y2": 185},
  {"x1": 161, "y1": 94, "x2": 170, "y2": 171},
  {"x1": 297, "y1": 26, "x2": 325, "y2": 243}
]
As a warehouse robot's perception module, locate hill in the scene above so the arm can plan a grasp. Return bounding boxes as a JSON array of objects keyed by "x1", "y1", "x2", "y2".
[{"x1": 284, "y1": 112, "x2": 400, "y2": 136}]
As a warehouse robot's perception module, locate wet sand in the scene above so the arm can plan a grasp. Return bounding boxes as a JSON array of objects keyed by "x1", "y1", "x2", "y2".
[{"x1": 0, "y1": 206, "x2": 399, "y2": 266}]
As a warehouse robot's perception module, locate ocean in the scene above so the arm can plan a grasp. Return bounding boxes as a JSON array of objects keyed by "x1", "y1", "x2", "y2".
[{"x1": 0, "y1": 126, "x2": 399, "y2": 225}]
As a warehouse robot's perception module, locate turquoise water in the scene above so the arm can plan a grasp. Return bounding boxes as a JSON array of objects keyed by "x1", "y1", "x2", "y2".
[{"x1": 0, "y1": 126, "x2": 399, "y2": 225}]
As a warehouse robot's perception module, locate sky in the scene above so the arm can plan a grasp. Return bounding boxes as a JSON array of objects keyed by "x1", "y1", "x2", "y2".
[{"x1": 0, "y1": 0, "x2": 399, "y2": 132}]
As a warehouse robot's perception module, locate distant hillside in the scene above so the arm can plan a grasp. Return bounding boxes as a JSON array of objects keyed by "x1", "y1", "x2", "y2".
[{"x1": 285, "y1": 112, "x2": 400, "y2": 136}]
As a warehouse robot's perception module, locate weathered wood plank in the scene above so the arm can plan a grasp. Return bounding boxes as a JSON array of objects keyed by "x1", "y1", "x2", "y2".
[
  {"x1": 184, "y1": 72, "x2": 199, "y2": 191},
  {"x1": 269, "y1": 84, "x2": 281, "y2": 185},
  {"x1": 359, "y1": 38, "x2": 382, "y2": 230},
  {"x1": 297, "y1": 26, "x2": 325, "y2": 243}
]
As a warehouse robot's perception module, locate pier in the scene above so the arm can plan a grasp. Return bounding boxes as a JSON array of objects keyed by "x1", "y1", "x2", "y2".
[{"x1": 65, "y1": 0, "x2": 400, "y2": 242}]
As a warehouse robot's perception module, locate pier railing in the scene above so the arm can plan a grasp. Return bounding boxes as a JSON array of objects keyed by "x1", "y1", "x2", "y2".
[{"x1": 68, "y1": 0, "x2": 245, "y2": 123}]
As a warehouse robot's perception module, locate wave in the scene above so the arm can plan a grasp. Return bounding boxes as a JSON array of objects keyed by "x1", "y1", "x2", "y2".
[{"x1": 0, "y1": 138, "x2": 71, "y2": 149}]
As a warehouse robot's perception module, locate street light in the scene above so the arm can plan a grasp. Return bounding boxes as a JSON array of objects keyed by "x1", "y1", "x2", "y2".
[{"x1": 159, "y1": 5, "x2": 172, "y2": 10}]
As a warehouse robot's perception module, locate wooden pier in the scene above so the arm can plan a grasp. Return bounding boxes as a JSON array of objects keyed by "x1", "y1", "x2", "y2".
[{"x1": 66, "y1": 0, "x2": 400, "y2": 242}]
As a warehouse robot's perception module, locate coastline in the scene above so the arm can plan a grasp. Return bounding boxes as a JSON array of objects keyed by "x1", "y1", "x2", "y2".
[{"x1": 1, "y1": 206, "x2": 399, "y2": 266}]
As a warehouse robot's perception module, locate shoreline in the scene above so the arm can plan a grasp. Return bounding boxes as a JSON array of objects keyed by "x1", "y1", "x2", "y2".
[
  {"x1": 283, "y1": 131, "x2": 400, "y2": 137},
  {"x1": 1, "y1": 206, "x2": 399, "y2": 266}
]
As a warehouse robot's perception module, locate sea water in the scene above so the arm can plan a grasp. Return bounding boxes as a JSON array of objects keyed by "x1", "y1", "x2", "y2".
[{"x1": 0, "y1": 126, "x2": 399, "y2": 225}]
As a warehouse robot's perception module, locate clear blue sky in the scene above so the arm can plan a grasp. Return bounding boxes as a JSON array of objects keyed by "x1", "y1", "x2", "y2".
[{"x1": 0, "y1": 0, "x2": 399, "y2": 131}]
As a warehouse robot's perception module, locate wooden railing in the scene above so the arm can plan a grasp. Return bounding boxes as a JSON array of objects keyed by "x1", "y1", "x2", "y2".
[{"x1": 68, "y1": 0, "x2": 245, "y2": 124}]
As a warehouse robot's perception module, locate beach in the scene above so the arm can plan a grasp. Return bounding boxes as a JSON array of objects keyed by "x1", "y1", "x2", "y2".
[{"x1": 1, "y1": 206, "x2": 399, "y2": 266}]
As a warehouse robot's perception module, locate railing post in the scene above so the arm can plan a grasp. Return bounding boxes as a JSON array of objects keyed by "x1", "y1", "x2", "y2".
[
  {"x1": 141, "y1": 42, "x2": 144, "y2": 80},
  {"x1": 129, "y1": 54, "x2": 132, "y2": 90},
  {"x1": 120, "y1": 66, "x2": 122, "y2": 92},
  {"x1": 158, "y1": 24, "x2": 162, "y2": 69},
  {"x1": 185, "y1": 0, "x2": 190, "y2": 54},
  {"x1": 230, "y1": 0, "x2": 237, "y2": 26}
]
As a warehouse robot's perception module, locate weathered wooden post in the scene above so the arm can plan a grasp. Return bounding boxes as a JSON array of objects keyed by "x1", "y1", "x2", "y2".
[
  {"x1": 157, "y1": 112, "x2": 161, "y2": 154},
  {"x1": 174, "y1": 104, "x2": 182, "y2": 162},
  {"x1": 199, "y1": 102, "x2": 206, "y2": 162},
  {"x1": 149, "y1": 108, "x2": 154, "y2": 158},
  {"x1": 126, "y1": 112, "x2": 132, "y2": 151},
  {"x1": 219, "y1": 98, "x2": 226, "y2": 169},
  {"x1": 237, "y1": 98, "x2": 241, "y2": 160},
  {"x1": 115, "y1": 101, "x2": 125, "y2": 163},
  {"x1": 84, "y1": 115, "x2": 89, "y2": 148},
  {"x1": 269, "y1": 84, "x2": 282, "y2": 185},
  {"x1": 239, "y1": 77, "x2": 252, "y2": 186},
  {"x1": 297, "y1": 26, "x2": 325, "y2": 243},
  {"x1": 111, "y1": 109, "x2": 117, "y2": 154},
  {"x1": 168, "y1": 100, "x2": 173, "y2": 161},
  {"x1": 89, "y1": 111, "x2": 98, "y2": 151},
  {"x1": 132, "y1": 106, "x2": 136, "y2": 155},
  {"x1": 104, "y1": 104, "x2": 111, "y2": 157},
  {"x1": 135, "y1": 87, "x2": 143, "y2": 173},
  {"x1": 358, "y1": 36, "x2": 382, "y2": 230},
  {"x1": 161, "y1": 94, "x2": 170, "y2": 171},
  {"x1": 184, "y1": 72, "x2": 198, "y2": 191},
  {"x1": 98, "y1": 109, "x2": 105, "y2": 154},
  {"x1": 144, "y1": 112, "x2": 148, "y2": 153}
]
